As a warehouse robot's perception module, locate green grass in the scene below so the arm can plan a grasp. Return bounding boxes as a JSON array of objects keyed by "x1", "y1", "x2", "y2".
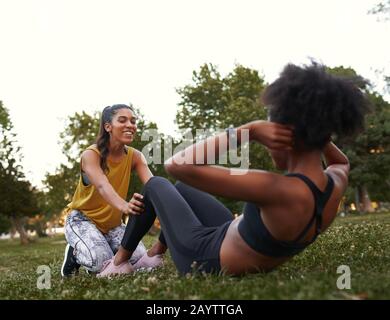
[{"x1": 1, "y1": 212, "x2": 390, "y2": 300}]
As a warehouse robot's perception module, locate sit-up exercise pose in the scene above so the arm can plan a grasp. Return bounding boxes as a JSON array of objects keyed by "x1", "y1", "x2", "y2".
[{"x1": 98, "y1": 62, "x2": 369, "y2": 277}]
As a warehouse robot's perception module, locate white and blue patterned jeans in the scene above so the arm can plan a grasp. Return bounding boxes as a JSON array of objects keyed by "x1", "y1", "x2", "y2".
[{"x1": 65, "y1": 210, "x2": 146, "y2": 272}]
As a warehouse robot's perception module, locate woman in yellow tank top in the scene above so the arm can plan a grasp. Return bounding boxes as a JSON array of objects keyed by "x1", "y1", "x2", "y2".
[{"x1": 61, "y1": 104, "x2": 166, "y2": 277}]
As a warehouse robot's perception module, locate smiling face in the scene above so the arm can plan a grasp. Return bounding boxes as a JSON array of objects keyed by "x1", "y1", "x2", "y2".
[{"x1": 104, "y1": 108, "x2": 137, "y2": 145}]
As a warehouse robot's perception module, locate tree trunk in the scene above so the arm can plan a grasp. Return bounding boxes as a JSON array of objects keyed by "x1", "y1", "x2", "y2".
[
  {"x1": 9, "y1": 226, "x2": 17, "y2": 239},
  {"x1": 36, "y1": 222, "x2": 48, "y2": 238},
  {"x1": 358, "y1": 186, "x2": 375, "y2": 213},
  {"x1": 355, "y1": 187, "x2": 360, "y2": 212},
  {"x1": 11, "y1": 217, "x2": 31, "y2": 245},
  {"x1": 34, "y1": 219, "x2": 48, "y2": 238}
]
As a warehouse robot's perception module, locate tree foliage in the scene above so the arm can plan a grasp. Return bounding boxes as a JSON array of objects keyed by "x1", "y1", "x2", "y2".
[
  {"x1": 369, "y1": 1, "x2": 390, "y2": 93},
  {"x1": 344, "y1": 92, "x2": 390, "y2": 201},
  {"x1": 369, "y1": 0, "x2": 390, "y2": 21},
  {"x1": 326, "y1": 67, "x2": 390, "y2": 209},
  {"x1": 0, "y1": 101, "x2": 39, "y2": 242},
  {"x1": 176, "y1": 64, "x2": 390, "y2": 212},
  {"x1": 176, "y1": 64, "x2": 273, "y2": 212},
  {"x1": 176, "y1": 63, "x2": 268, "y2": 130}
]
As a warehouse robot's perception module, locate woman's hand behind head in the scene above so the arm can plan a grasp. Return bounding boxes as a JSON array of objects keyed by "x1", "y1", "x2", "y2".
[{"x1": 246, "y1": 120, "x2": 294, "y2": 151}]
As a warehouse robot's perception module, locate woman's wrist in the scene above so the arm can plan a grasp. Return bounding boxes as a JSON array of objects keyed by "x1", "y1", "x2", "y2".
[
  {"x1": 237, "y1": 122, "x2": 253, "y2": 141},
  {"x1": 323, "y1": 142, "x2": 349, "y2": 166},
  {"x1": 115, "y1": 198, "x2": 126, "y2": 213}
]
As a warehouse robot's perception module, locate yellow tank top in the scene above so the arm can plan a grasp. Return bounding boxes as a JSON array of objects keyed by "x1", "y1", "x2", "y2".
[{"x1": 64, "y1": 145, "x2": 134, "y2": 234}]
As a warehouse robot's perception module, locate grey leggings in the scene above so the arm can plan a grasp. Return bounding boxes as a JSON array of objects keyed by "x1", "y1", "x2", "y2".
[
  {"x1": 64, "y1": 210, "x2": 146, "y2": 272},
  {"x1": 121, "y1": 177, "x2": 234, "y2": 275}
]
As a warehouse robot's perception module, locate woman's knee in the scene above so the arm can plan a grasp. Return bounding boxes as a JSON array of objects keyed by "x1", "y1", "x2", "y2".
[
  {"x1": 75, "y1": 242, "x2": 113, "y2": 273},
  {"x1": 144, "y1": 176, "x2": 171, "y2": 192},
  {"x1": 174, "y1": 181, "x2": 191, "y2": 195}
]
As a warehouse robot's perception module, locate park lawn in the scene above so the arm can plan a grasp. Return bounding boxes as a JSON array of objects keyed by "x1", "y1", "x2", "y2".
[{"x1": 0, "y1": 212, "x2": 389, "y2": 300}]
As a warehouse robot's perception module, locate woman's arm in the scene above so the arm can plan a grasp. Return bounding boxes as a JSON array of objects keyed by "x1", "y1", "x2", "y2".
[
  {"x1": 81, "y1": 150, "x2": 136, "y2": 215},
  {"x1": 166, "y1": 121, "x2": 292, "y2": 166},
  {"x1": 323, "y1": 142, "x2": 350, "y2": 188},
  {"x1": 164, "y1": 121, "x2": 293, "y2": 204},
  {"x1": 132, "y1": 149, "x2": 153, "y2": 185},
  {"x1": 127, "y1": 149, "x2": 154, "y2": 214}
]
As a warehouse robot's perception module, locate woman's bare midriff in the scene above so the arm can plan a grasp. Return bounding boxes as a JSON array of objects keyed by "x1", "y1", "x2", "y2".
[
  {"x1": 219, "y1": 216, "x2": 291, "y2": 275},
  {"x1": 219, "y1": 173, "x2": 342, "y2": 275}
]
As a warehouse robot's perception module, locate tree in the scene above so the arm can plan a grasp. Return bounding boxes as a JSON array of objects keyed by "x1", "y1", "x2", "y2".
[
  {"x1": 176, "y1": 64, "x2": 273, "y2": 212},
  {"x1": 0, "y1": 214, "x2": 11, "y2": 235},
  {"x1": 176, "y1": 64, "x2": 390, "y2": 213},
  {"x1": 369, "y1": 1, "x2": 390, "y2": 93},
  {"x1": 367, "y1": 2, "x2": 390, "y2": 209},
  {"x1": 176, "y1": 63, "x2": 268, "y2": 130},
  {"x1": 42, "y1": 111, "x2": 101, "y2": 220},
  {"x1": 0, "y1": 101, "x2": 39, "y2": 244},
  {"x1": 327, "y1": 67, "x2": 390, "y2": 212}
]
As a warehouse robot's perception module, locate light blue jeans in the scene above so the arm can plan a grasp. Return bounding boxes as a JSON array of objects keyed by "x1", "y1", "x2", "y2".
[{"x1": 65, "y1": 210, "x2": 146, "y2": 272}]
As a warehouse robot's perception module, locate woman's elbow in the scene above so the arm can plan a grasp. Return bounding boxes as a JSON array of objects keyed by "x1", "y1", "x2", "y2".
[
  {"x1": 345, "y1": 160, "x2": 350, "y2": 173},
  {"x1": 164, "y1": 160, "x2": 178, "y2": 177},
  {"x1": 96, "y1": 183, "x2": 106, "y2": 195},
  {"x1": 342, "y1": 156, "x2": 350, "y2": 174},
  {"x1": 165, "y1": 158, "x2": 189, "y2": 179}
]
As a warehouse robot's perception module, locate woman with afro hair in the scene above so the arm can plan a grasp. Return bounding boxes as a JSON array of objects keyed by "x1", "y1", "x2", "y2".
[{"x1": 98, "y1": 62, "x2": 370, "y2": 277}]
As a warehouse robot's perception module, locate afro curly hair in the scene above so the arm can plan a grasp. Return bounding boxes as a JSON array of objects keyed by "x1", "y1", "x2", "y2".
[{"x1": 262, "y1": 62, "x2": 371, "y2": 150}]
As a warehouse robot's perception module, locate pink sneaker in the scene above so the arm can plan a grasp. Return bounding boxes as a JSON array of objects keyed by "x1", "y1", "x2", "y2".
[
  {"x1": 96, "y1": 258, "x2": 134, "y2": 278},
  {"x1": 133, "y1": 253, "x2": 163, "y2": 271}
]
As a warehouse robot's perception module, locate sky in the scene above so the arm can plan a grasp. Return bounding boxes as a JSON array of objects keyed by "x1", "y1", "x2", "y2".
[{"x1": 0, "y1": 0, "x2": 389, "y2": 189}]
